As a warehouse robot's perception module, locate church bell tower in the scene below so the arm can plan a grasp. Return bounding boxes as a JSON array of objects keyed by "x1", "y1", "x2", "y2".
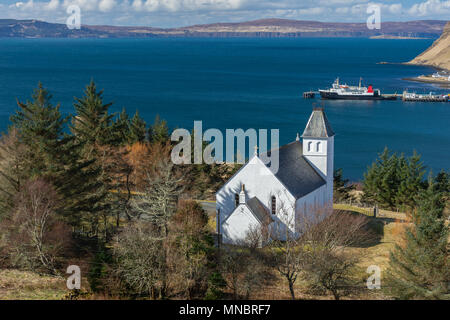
[{"x1": 302, "y1": 108, "x2": 335, "y2": 201}]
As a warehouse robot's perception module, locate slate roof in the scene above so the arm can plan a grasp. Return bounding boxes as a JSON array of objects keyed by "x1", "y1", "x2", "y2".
[
  {"x1": 246, "y1": 197, "x2": 271, "y2": 223},
  {"x1": 302, "y1": 108, "x2": 335, "y2": 138},
  {"x1": 262, "y1": 140, "x2": 326, "y2": 199}
]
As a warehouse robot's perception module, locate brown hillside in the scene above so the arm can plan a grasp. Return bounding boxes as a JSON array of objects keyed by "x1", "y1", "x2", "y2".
[{"x1": 409, "y1": 21, "x2": 450, "y2": 70}]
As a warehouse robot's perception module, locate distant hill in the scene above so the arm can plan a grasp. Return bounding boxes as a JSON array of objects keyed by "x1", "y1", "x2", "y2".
[
  {"x1": 409, "y1": 21, "x2": 450, "y2": 70},
  {"x1": 0, "y1": 18, "x2": 447, "y2": 39}
]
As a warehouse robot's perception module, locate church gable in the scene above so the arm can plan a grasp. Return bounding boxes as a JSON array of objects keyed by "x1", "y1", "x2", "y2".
[
  {"x1": 216, "y1": 155, "x2": 295, "y2": 226},
  {"x1": 221, "y1": 203, "x2": 261, "y2": 244}
]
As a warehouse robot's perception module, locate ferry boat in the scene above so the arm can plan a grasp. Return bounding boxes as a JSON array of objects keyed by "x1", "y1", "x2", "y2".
[{"x1": 319, "y1": 78, "x2": 396, "y2": 100}]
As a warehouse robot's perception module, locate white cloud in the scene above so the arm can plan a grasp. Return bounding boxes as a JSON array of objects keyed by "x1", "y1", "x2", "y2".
[
  {"x1": 45, "y1": 0, "x2": 59, "y2": 10},
  {"x1": 408, "y1": 0, "x2": 450, "y2": 16},
  {"x1": 99, "y1": 0, "x2": 117, "y2": 12},
  {"x1": 13, "y1": 0, "x2": 35, "y2": 10}
]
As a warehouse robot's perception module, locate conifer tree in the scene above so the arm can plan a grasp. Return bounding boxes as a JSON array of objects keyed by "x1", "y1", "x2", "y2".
[
  {"x1": 115, "y1": 108, "x2": 132, "y2": 145},
  {"x1": 395, "y1": 151, "x2": 426, "y2": 212},
  {"x1": 333, "y1": 168, "x2": 355, "y2": 203},
  {"x1": 9, "y1": 83, "x2": 104, "y2": 226},
  {"x1": 386, "y1": 182, "x2": 449, "y2": 299},
  {"x1": 433, "y1": 170, "x2": 450, "y2": 195},
  {"x1": 71, "y1": 81, "x2": 132, "y2": 232},
  {"x1": 11, "y1": 83, "x2": 69, "y2": 176},
  {"x1": 148, "y1": 114, "x2": 169, "y2": 144},
  {"x1": 0, "y1": 129, "x2": 28, "y2": 215},
  {"x1": 71, "y1": 80, "x2": 119, "y2": 156},
  {"x1": 129, "y1": 111, "x2": 147, "y2": 144},
  {"x1": 362, "y1": 148, "x2": 401, "y2": 209}
]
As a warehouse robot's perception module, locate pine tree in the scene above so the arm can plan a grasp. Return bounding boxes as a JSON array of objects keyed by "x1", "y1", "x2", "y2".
[
  {"x1": 129, "y1": 111, "x2": 147, "y2": 144},
  {"x1": 71, "y1": 80, "x2": 119, "y2": 155},
  {"x1": 11, "y1": 83, "x2": 69, "y2": 176},
  {"x1": 10, "y1": 83, "x2": 105, "y2": 227},
  {"x1": 114, "y1": 108, "x2": 132, "y2": 145},
  {"x1": 362, "y1": 147, "x2": 401, "y2": 209},
  {"x1": 395, "y1": 151, "x2": 426, "y2": 213},
  {"x1": 380, "y1": 152, "x2": 402, "y2": 209},
  {"x1": 386, "y1": 183, "x2": 449, "y2": 299},
  {"x1": 333, "y1": 168, "x2": 355, "y2": 203},
  {"x1": 148, "y1": 114, "x2": 169, "y2": 144},
  {"x1": 71, "y1": 82, "x2": 135, "y2": 232},
  {"x1": 434, "y1": 170, "x2": 450, "y2": 195},
  {"x1": 0, "y1": 129, "x2": 28, "y2": 215}
]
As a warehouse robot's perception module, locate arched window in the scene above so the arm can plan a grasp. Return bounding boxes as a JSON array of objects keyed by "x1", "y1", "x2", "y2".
[
  {"x1": 271, "y1": 196, "x2": 276, "y2": 215},
  {"x1": 308, "y1": 141, "x2": 313, "y2": 152},
  {"x1": 316, "y1": 142, "x2": 322, "y2": 152},
  {"x1": 235, "y1": 194, "x2": 239, "y2": 208}
]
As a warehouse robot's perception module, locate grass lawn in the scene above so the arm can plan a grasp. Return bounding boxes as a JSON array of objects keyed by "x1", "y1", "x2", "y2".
[{"x1": 0, "y1": 269, "x2": 67, "y2": 300}]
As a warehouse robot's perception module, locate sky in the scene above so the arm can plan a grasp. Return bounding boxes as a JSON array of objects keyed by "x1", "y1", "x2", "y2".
[{"x1": 0, "y1": 0, "x2": 448, "y2": 28}]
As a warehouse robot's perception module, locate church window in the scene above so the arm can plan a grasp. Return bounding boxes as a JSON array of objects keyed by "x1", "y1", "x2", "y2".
[
  {"x1": 271, "y1": 196, "x2": 276, "y2": 215},
  {"x1": 316, "y1": 142, "x2": 322, "y2": 152},
  {"x1": 235, "y1": 194, "x2": 239, "y2": 208},
  {"x1": 308, "y1": 141, "x2": 313, "y2": 152}
]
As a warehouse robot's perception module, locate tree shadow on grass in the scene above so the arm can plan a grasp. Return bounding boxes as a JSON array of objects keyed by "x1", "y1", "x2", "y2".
[{"x1": 335, "y1": 209, "x2": 396, "y2": 248}]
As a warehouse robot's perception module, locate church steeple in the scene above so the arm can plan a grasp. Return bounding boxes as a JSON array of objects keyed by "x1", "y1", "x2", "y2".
[
  {"x1": 302, "y1": 108, "x2": 334, "y2": 204},
  {"x1": 302, "y1": 107, "x2": 335, "y2": 139}
]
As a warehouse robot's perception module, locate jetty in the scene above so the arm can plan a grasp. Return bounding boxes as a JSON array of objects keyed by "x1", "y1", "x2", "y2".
[
  {"x1": 303, "y1": 91, "x2": 316, "y2": 99},
  {"x1": 402, "y1": 91, "x2": 450, "y2": 102}
]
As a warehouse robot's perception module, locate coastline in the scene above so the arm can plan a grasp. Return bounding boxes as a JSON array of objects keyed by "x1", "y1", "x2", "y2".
[
  {"x1": 402, "y1": 64, "x2": 450, "y2": 87},
  {"x1": 402, "y1": 78, "x2": 450, "y2": 88}
]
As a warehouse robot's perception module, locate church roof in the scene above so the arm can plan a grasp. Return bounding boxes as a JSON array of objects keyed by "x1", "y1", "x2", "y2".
[
  {"x1": 246, "y1": 197, "x2": 271, "y2": 223},
  {"x1": 302, "y1": 108, "x2": 335, "y2": 138},
  {"x1": 263, "y1": 141, "x2": 326, "y2": 199}
]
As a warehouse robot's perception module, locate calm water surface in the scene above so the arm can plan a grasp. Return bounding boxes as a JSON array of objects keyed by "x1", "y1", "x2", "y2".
[{"x1": 0, "y1": 37, "x2": 448, "y2": 179}]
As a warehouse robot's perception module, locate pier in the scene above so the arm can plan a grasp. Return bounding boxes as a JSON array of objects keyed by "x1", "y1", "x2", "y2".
[
  {"x1": 402, "y1": 91, "x2": 450, "y2": 102},
  {"x1": 303, "y1": 91, "x2": 316, "y2": 99}
]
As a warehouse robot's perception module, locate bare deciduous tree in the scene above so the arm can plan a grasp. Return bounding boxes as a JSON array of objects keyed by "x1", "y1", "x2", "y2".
[
  {"x1": 113, "y1": 222, "x2": 166, "y2": 299},
  {"x1": 168, "y1": 200, "x2": 211, "y2": 299},
  {"x1": 4, "y1": 179, "x2": 70, "y2": 275},
  {"x1": 268, "y1": 195, "x2": 302, "y2": 300},
  {"x1": 300, "y1": 209, "x2": 375, "y2": 300},
  {"x1": 131, "y1": 157, "x2": 184, "y2": 234}
]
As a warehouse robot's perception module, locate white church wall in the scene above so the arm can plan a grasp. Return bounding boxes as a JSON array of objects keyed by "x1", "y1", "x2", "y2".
[
  {"x1": 294, "y1": 184, "x2": 331, "y2": 234},
  {"x1": 221, "y1": 204, "x2": 260, "y2": 244},
  {"x1": 326, "y1": 136, "x2": 334, "y2": 201},
  {"x1": 216, "y1": 156, "x2": 296, "y2": 236}
]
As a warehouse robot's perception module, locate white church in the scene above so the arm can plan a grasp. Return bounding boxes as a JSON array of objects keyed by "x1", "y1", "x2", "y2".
[{"x1": 216, "y1": 108, "x2": 335, "y2": 245}]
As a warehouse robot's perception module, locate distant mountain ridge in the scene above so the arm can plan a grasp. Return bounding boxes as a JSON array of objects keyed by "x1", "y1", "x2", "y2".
[
  {"x1": 0, "y1": 18, "x2": 447, "y2": 38},
  {"x1": 409, "y1": 21, "x2": 450, "y2": 70}
]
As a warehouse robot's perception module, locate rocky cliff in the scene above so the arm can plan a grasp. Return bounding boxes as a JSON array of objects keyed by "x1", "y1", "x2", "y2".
[{"x1": 409, "y1": 21, "x2": 450, "y2": 71}]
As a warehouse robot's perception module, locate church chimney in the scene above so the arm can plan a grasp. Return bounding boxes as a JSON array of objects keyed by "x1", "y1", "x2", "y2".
[{"x1": 239, "y1": 184, "x2": 246, "y2": 204}]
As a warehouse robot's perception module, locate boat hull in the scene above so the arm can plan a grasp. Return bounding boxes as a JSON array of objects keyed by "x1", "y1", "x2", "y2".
[{"x1": 320, "y1": 91, "x2": 396, "y2": 100}]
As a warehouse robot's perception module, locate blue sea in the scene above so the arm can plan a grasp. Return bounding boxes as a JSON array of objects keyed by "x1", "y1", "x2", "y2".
[{"x1": 0, "y1": 37, "x2": 449, "y2": 180}]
